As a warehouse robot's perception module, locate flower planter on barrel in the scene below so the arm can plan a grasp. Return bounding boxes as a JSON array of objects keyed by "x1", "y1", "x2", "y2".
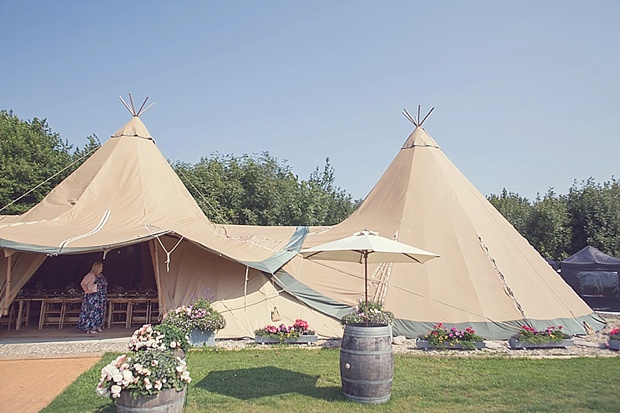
[
  {"x1": 116, "y1": 387, "x2": 186, "y2": 413},
  {"x1": 340, "y1": 323, "x2": 393, "y2": 404},
  {"x1": 98, "y1": 350, "x2": 191, "y2": 412}
]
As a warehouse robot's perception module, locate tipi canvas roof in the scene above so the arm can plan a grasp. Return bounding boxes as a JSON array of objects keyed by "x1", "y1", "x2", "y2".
[{"x1": 0, "y1": 116, "x2": 296, "y2": 262}]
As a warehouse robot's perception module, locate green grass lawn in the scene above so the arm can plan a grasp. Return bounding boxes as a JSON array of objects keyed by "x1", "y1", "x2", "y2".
[{"x1": 43, "y1": 348, "x2": 620, "y2": 413}]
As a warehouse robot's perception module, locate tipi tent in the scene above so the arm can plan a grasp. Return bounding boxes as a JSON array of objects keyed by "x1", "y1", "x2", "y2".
[
  {"x1": 273, "y1": 117, "x2": 605, "y2": 339},
  {"x1": 560, "y1": 246, "x2": 620, "y2": 311},
  {"x1": 0, "y1": 115, "x2": 342, "y2": 338},
  {"x1": 1, "y1": 110, "x2": 606, "y2": 340}
]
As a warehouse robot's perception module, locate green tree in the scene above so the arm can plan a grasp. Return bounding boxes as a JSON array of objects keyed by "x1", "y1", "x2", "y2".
[
  {"x1": 72, "y1": 134, "x2": 101, "y2": 163},
  {"x1": 0, "y1": 110, "x2": 100, "y2": 214},
  {"x1": 525, "y1": 190, "x2": 572, "y2": 260},
  {"x1": 566, "y1": 178, "x2": 620, "y2": 256},
  {"x1": 487, "y1": 189, "x2": 532, "y2": 235},
  {"x1": 305, "y1": 158, "x2": 358, "y2": 225},
  {"x1": 489, "y1": 180, "x2": 620, "y2": 259},
  {"x1": 173, "y1": 154, "x2": 358, "y2": 226}
]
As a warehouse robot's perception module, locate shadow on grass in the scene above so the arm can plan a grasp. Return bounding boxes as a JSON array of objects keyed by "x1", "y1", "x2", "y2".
[{"x1": 196, "y1": 366, "x2": 342, "y2": 401}]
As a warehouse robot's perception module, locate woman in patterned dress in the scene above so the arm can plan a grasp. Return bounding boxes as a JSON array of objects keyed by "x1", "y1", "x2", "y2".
[
  {"x1": 77, "y1": 261, "x2": 107, "y2": 334},
  {"x1": 93, "y1": 268, "x2": 108, "y2": 331}
]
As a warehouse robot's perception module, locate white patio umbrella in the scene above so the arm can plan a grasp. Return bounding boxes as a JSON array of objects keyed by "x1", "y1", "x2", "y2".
[{"x1": 300, "y1": 230, "x2": 439, "y2": 325}]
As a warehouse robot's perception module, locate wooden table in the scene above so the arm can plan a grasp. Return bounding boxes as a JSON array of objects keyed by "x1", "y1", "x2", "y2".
[{"x1": 11, "y1": 294, "x2": 158, "y2": 330}]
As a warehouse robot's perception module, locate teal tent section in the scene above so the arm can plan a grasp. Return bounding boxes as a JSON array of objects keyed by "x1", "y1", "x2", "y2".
[{"x1": 239, "y1": 226, "x2": 309, "y2": 274}]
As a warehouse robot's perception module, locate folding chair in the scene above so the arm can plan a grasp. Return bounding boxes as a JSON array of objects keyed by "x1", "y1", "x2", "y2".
[{"x1": 39, "y1": 298, "x2": 65, "y2": 329}]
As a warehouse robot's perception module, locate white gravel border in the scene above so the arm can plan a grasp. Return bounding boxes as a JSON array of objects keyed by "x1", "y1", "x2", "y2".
[{"x1": 2, "y1": 314, "x2": 618, "y2": 360}]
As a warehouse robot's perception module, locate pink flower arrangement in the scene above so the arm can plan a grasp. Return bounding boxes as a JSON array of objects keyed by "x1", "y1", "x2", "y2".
[
  {"x1": 162, "y1": 298, "x2": 226, "y2": 333},
  {"x1": 255, "y1": 319, "x2": 315, "y2": 342},
  {"x1": 609, "y1": 327, "x2": 620, "y2": 340},
  {"x1": 516, "y1": 325, "x2": 566, "y2": 344},
  {"x1": 293, "y1": 319, "x2": 309, "y2": 331},
  {"x1": 421, "y1": 323, "x2": 483, "y2": 349}
]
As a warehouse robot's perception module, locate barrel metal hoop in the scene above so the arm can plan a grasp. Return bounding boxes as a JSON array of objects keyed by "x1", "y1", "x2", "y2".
[
  {"x1": 340, "y1": 348, "x2": 393, "y2": 356},
  {"x1": 344, "y1": 393, "x2": 391, "y2": 404},
  {"x1": 341, "y1": 377, "x2": 393, "y2": 385},
  {"x1": 117, "y1": 398, "x2": 184, "y2": 412}
]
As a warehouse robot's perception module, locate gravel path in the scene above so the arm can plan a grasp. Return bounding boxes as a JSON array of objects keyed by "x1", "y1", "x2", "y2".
[
  {"x1": 1, "y1": 335, "x2": 618, "y2": 360},
  {"x1": 1, "y1": 314, "x2": 618, "y2": 359},
  {"x1": 0, "y1": 314, "x2": 620, "y2": 360}
]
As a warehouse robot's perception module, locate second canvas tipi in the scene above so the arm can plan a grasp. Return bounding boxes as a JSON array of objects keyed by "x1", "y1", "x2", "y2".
[{"x1": 274, "y1": 110, "x2": 605, "y2": 339}]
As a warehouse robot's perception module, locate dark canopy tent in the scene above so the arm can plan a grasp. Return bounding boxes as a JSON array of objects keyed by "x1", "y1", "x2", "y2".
[{"x1": 560, "y1": 246, "x2": 620, "y2": 311}]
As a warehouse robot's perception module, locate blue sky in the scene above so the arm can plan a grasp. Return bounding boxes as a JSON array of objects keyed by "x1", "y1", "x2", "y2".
[{"x1": 1, "y1": 1, "x2": 618, "y2": 201}]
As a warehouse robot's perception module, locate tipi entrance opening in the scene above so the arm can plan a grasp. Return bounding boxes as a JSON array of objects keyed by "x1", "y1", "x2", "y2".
[{"x1": 16, "y1": 243, "x2": 158, "y2": 331}]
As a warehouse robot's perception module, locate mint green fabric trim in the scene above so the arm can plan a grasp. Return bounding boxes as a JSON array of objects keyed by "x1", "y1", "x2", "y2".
[
  {"x1": 240, "y1": 226, "x2": 309, "y2": 274},
  {"x1": 393, "y1": 313, "x2": 607, "y2": 340},
  {"x1": 0, "y1": 233, "x2": 167, "y2": 255},
  {"x1": 271, "y1": 270, "x2": 354, "y2": 319}
]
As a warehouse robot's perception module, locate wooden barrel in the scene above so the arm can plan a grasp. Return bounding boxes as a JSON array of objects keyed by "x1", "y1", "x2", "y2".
[
  {"x1": 339, "y1": 323, "x2": 393, "y2": 404},
  {"x1": 116, "y1": 387, "x2": 186, "y2": 413}
]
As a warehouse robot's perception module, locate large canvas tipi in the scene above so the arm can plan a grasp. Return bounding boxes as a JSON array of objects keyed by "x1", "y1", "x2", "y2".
[
  {"x1": 0, "y1": 114, "x2": 342, "y2": 338},
  {"x1": 275, "y1": 114, "x2": 605, "y2": 339}
]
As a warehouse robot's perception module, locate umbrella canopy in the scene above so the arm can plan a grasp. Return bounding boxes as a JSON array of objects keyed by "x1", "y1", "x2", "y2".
[
  {"x1": 300, "y1": 230, "x2": 439, "y2": 324},
  {"x1": 300, "y1": 230, "x2": 439, "y2": 264}
]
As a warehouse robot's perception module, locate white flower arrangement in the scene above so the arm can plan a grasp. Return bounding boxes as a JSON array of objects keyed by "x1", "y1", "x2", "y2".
[
  {"x1": 96, "y1": 324, "x2": 191, "y2": 400},
  {"x1": 96, "y1": 351, "x2": 190, "y2": 399},
  {"x1": 128, "y1": 324, "x2": 189, "y2": 352}
]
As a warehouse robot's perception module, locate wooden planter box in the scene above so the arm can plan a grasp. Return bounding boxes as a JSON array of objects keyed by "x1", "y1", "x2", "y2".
[
  {"x1": 416, "y1": 339, "x2": 485, "y2": 350},
  {"x1": 255, "y1": 335, "x2": 318, "y2": 344},
  {"x1": 508, "y1": 337, "x2": 574, "y2": 349},
  {"x1": 609, "y1": 338, "x2": 620, "y2": 351}
]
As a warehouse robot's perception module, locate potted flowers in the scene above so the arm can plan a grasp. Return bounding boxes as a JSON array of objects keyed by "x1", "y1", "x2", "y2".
[
  {"x1": 509, "y1": 325, "x2": 573, "y2": 349},
  {"x1": 96, "y1": 324, "x2": 191, "y2": 412},
  {"x1": 162, "y1": 298, "x2": 226, "y2": 347},
  {"x1": 97, "y1": 351, "x2": 190, "y2": 412},
  {"x1": 340, "y1": 299, "x2": 395, "y2": 326},
  {"x1": 608, "y1": 327, "x2": 620, "y2": 351},
  {"x1": 254, "y1": 319, "x2": 317, "y2": 344},
  {"x1": 128, "y1": 323, "x2": 190, "y2": 356},
  {"x1": 417, "y1": 323, "x2": 485, "y2": 350}
]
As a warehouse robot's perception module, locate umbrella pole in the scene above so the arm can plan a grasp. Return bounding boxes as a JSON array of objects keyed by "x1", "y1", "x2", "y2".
[{"x1": 364, "y1": 252, "x2": 369, "y2": 327}]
